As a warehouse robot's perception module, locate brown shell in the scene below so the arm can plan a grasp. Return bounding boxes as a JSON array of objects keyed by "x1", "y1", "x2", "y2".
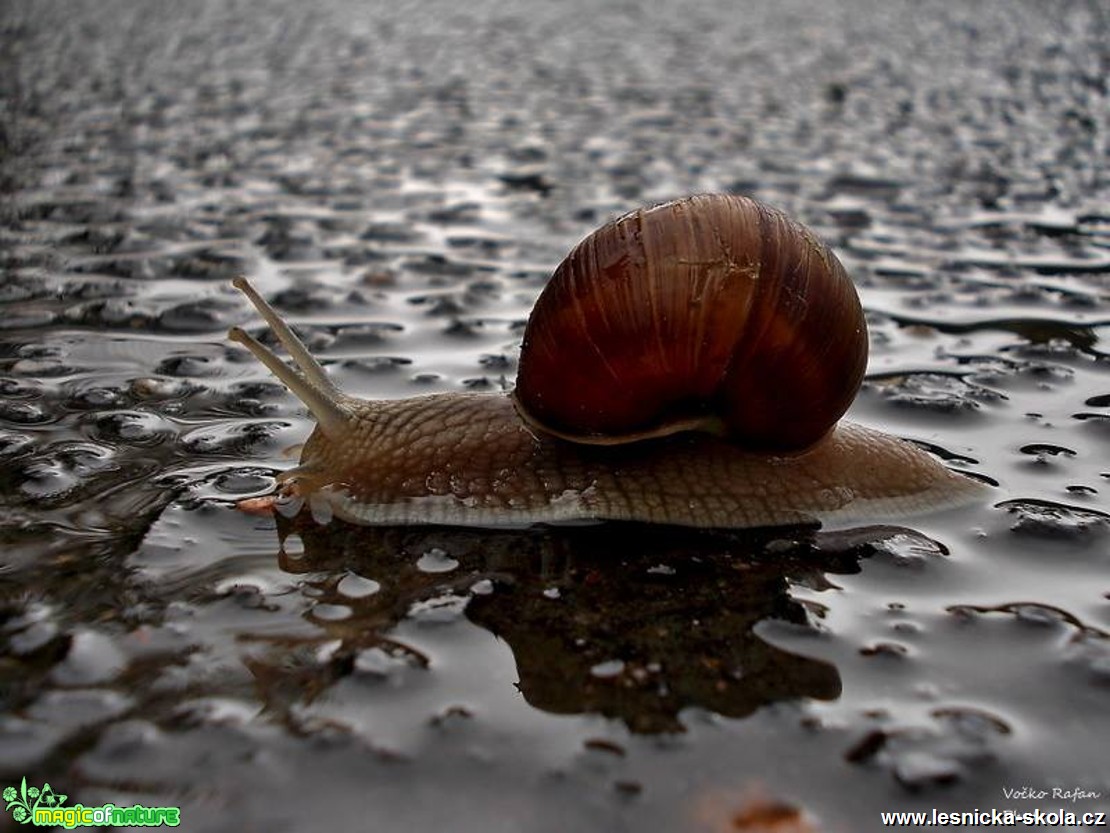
[{"x1": 513, "y1": 193, "x2": 868, "y2": 451}]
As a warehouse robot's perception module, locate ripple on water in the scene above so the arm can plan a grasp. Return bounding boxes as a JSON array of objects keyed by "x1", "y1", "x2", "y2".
[
  {"x1": 998, "y1": 499, "x2": 1110, "y2": 540},
  {"x1": 845, "y1": 705, "x2": 1013, "y2": 791}
]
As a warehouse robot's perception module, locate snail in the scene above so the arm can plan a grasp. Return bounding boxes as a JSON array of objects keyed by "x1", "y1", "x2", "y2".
[{"x1": 227, "y1": 193, "x2": 986, "y2": 529}]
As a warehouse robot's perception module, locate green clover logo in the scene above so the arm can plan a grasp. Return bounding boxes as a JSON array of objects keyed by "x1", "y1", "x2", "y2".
[
  {"x1": 4, "y1": 777, "x2": 66, "y2": 824},
  {"x1": 38, "y1": 784, "x2": 66, "y2": 808}
]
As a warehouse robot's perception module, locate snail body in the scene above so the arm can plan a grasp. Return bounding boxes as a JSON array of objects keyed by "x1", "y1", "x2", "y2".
[{"x1": 228, "y1": 194, "x2": 985, "y2": 529}]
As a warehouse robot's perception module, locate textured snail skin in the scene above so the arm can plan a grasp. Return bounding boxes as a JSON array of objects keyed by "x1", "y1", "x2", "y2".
[
  {"x1": 280, "y1": 392, "x2": 985, "y2": 529},
  {"x1": 515, "y1": 194, "x2": 868, "y2": 450},
  {"x1": 227, "y1": 282, "x2": 985, "y2": 529}
]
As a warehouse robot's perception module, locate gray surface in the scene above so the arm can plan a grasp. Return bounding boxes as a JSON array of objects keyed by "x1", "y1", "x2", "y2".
[{"x1": 1, "y1": 1, "x2": 1108, "y2": 830}]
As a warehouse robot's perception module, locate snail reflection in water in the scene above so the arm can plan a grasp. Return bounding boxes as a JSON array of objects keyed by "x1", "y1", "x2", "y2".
[
  {"x1": 228, "y1": 194, "x2": 986, "y2": 529},
  {"x1": 272, "y1": 519, "x2": 872, "y2": 733}
]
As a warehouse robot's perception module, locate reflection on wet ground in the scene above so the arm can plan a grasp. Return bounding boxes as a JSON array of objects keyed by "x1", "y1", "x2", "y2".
[
  {"x1": 1, "y1": 0, "x2": 1108, "y2": 829},
  {"x1": 276, "y1": 519, "x2": 866, "y2": 735}
]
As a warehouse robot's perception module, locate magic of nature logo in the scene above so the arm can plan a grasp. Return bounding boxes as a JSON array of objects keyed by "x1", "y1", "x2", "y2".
[{"x1": 4, "y1": 777, "x2": 181, "y2": 828}]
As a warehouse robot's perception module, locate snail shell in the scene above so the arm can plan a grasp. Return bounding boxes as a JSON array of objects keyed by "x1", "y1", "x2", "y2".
[
  {"x1": 227, "y1": 194, "x2": 987, "y2": 529},
  {"x1": 515, "y1": 194, "x2": 867, "y2": 450}
]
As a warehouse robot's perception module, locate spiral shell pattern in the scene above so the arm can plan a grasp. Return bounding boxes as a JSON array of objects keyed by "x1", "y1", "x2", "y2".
[{"x1": 515, "y1": 194, "x2": 868, "y2": 451}]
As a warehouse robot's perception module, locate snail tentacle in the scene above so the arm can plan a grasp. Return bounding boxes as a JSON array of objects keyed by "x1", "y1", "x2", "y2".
[
  {"x1": 231, "y1": 275, "x2": 337, "y2": 395},
  {"x1": 228, "y1": 303, "x2": 351, "y2": 439}
]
